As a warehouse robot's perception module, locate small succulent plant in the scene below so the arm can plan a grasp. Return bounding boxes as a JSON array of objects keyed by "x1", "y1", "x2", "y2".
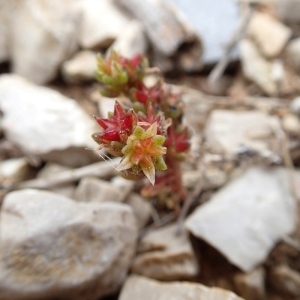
[{"x1": 92, "y1": 51, "x2": 190, "y2": 208}]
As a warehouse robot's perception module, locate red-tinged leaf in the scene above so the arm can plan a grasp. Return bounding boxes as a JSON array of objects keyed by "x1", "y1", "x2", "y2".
[
  {"x1": 99, "y1": 129, "x2": 121, "y2": 142},
  {"x1": 114, "y1": 101, "x2": 127, "y2": 120}
]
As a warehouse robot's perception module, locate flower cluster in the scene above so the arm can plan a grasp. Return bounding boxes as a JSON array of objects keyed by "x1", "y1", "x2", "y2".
[{"x1": 92, "y1": 51, "x2": 190, "y2": 205}]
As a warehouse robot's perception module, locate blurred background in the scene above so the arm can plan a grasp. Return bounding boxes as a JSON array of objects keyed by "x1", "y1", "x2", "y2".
[{"x1": 1, "y1": 0, "x2": 300, "y2": 300}]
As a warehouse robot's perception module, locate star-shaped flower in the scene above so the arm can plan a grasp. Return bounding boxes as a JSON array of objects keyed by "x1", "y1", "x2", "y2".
[{"x1": 117, "y1": 122, "x2": 167, "y2": 185}]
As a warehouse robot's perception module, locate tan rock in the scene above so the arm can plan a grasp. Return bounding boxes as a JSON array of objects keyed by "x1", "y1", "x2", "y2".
[
  {"x1": 119, "y1": 275, "x2": 244, "y2": 300},
  {"x1": 247, "y1": 12, "x2": 291, "y2": 58},
  {"x1": 132, "y1": 223, "x2": 198, "y2": 280}
]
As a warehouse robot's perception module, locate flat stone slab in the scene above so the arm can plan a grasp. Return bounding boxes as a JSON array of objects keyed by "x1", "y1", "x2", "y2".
[{"x1": 185, "y1": 167, "x2": 297, "y2": 272}]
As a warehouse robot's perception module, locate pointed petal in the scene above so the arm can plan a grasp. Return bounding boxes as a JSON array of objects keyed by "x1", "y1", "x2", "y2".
[
  {"x1": 144, "y1": 122, "x2": 157, "y2": 139},
  {"x1": 140, "y1": 157, "x2": 155, "y2": 185},
  {"x1": 114, "y1": 101, "x2": 126, "y2": 119},
  {"x1": 153, "y1": 156, "x2": 167, "y2": 170},
  {"x1": 117, "y1": 155, "x2": 133, "y2": 171},
  {"x1": 133, "y1": 126, "x2": 145, "y2": 139},
  {"x1": 153, "y1": 135, "x2": 166, "y2": 146}
]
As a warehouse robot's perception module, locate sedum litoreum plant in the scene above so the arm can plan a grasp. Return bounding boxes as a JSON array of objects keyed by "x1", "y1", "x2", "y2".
[{"x1": 92, "y1": 51, "x2": 190, "y2": 208}]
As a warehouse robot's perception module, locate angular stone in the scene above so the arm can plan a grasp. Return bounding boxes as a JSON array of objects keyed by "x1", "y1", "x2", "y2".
[
  {"x1": 111, "y1": 176, "x2": 135, "y2": 200},
  {"x1": 240, "y1": 39, "x2": 277, "y2": 95},
  {"x1": 0, "y1": 189, "x2": 137, "y2": 300},
  {"x1": 247, "y1": 12, "x2": 291, "y2": 58},
  {"x1": 37, "y1": 163, "x2": 75, "y2": 199},
  {"x1": 234, "y1": 268, "x2": 266, "y2": 300},
  {"x1": 117, "y1": 0, "x2": 200, "y2": 58},
  {"x1": 0, "y1": 75, "x2": 97, "y2": 167},
  {"x1": 170, "y1": 0, "x2": 239, "y2": 64},
  {"x1": 0, "y1": 158, "x2": 30, "y2": 186},
  {"x1": 185, "y1": 167, "x2": 297, "y2": 272},
  {"x1": 269, "y1": 265, "x2": 300, "y2": 297},
  {"x1": 204, "y1": 109, "x2": 281, "y2": 158},
  {"x1": 132, "y1": 223, "x2": 198, "y2": 280},
  {"x1": 78, "y1": 0, "x2": 130, "y2": 49},
  {"x1": 62, "y1": 50, "x2": 97, "y2": 83},
  {"x1": 109, "y1": 20, "x2": 148, "y2": 59},
  {"x1": 119, "y1": 275, "x2": 244, "y2": 300},
  {"x1": 125, "y1": 193, "x2": 151, "y2": 229},
  {"x1": 74, "y1": 176, "x2": 123, "y2": 203},
  {"x1": 10, "y1": 0, "x2": 80, "y2": 84}
]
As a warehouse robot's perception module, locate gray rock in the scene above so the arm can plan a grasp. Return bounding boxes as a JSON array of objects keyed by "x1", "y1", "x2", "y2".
[
  {"x1": 62, "y1": 50, "x2": 97, "y2": 83},
  {"x1": 0, "y1": 189, "x2": 137, "y2": 300},
  {"x1": 125, "y1": 193, "x2": 152, "y2": 229},
  {"x1": 10, "y1": 0, "x2": 80, "y2": 84},
  {"x1": 204, "y1": 109, "x2": 281, "y2": 159},
  {"x1": 109, "y1": 20, "x2": 148, "y2": 59},
  {"x1": 119, "y1": 275, "x2": 244, "y2": 300},
  {"x1": 234, "y1": 267, "x2": 266, "y2": 300},
  {"x1": 269, "y1": 265, "x2": 300, "y2": 297},
  {"x1": 37, "y1": 163, "x2": 75, "y2": 199},
  {"x1": 74, "y1": 176, "x2": 123, "y2": 203},
  {"x1": 0, "y1": 75, "x2": 97, "y2": 167},
  {"x1": 290, "y1": 96, "x2": 300, "y2": 115},
  {"x1": 240, "y1": 39, "x2": 278, "y2": 96},
  {"x1": 132, "y1": 223, "x2": 198, "y2": 280},
  {"x1": 78, "y1": 0, "x2": 130, "y2": 49},
  {"x1": 185, "y1": 167, "x2": 297, "y2": 272},
  {"x1": 247, "y1": 12, "x2": 291, "y2": 58},
  {"x1": 170, "y1": 0, "x2": 240, "y2": 64}
]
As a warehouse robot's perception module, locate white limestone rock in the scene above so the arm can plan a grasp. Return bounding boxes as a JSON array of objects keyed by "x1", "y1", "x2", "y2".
[
  {"x1": 0, "y1": 189, "x2": 138, "y2": 300},
  {"x1": 78, "y1": 0, "x2": 130, "y2": 49},
  {"x1": 247, "y1": 12, "x2": 291, "y2": 58},
  {"x1": 10, "y1": 0, "x2": 80, "y2": 84},
  {"x1": 204, "y1": 109, "x2": 281, "y2": 159},
  {"x1": 125, "y1": 193, "x2": 152, "y2": 229},
  {"x1": 119, "y1": 275, "x2": 244, "y2": 300},
  {"x1": 185, "y1": 167, "x2": 297, "y2": 272},
  {"x1": 74, "y1": 176, "x2": 124, "y2": 203},
  {"x1": 62, "y1": 50, "x2": 97, "y2": 83},
  {"x1": 132, "y1": 223, "x2": 198, "y2": 280},
  {"x1": 109, "y1": 20, "x2": 148, "y2": 59},
  {"x1": 240, "y1": 39, "x2": 278, "y2": 96},
  {"x1": 37, "y1": 163, "x2": 75, "y2": 199},
  {"x1": 170, "y1": 0, "x2": 240, "y2": 64},
  {"x1": 0, "y1": 75, "x2": 97, "y2": 167}
]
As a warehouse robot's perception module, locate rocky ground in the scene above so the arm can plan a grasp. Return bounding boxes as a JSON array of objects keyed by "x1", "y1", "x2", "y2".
[{"x1": 1, "y1": 0, "x2": 300, "y2": 299}]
